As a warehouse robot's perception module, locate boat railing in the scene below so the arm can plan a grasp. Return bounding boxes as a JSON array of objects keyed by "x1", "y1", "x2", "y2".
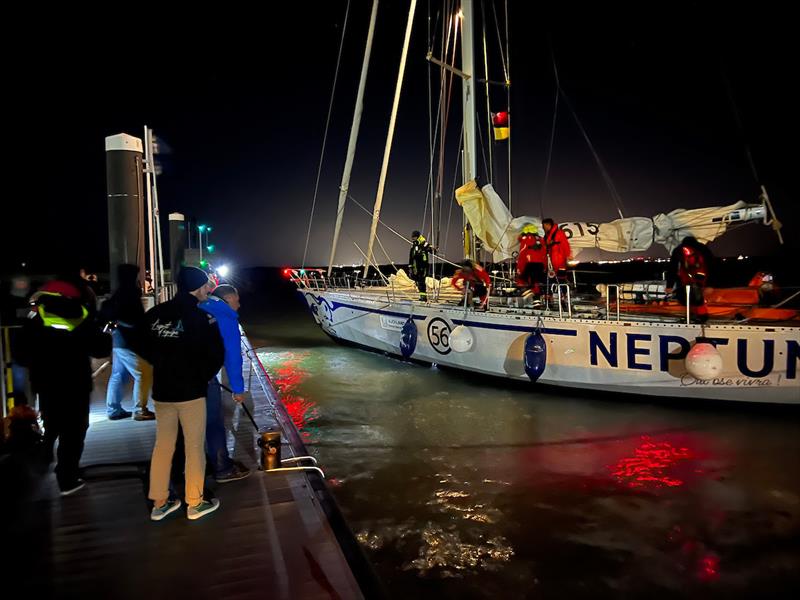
[
  {"x1": 286, "y1": 268, "x2": 328, "y2": 291},
  {"x1": 556, "y1": 284, "x2": 573, "y2": 319},
  {"x1": 606, "y1": 284, "x2": 620, "y2": 321}
]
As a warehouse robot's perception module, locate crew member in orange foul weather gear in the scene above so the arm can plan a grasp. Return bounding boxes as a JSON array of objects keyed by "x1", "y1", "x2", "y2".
[
  {"x1": 515, "y1": 223, "x2": 547, "y2": 294},
  {"x1": 542, "y1": 218, "x2": 572, "y2": 280},
  {"x1": 669, "y1": 236, "x2": 713, "y2": 322}
]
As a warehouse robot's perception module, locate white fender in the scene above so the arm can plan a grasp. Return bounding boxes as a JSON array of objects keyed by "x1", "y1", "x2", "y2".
[
  {"x1": 449, "y1": 325, "x2": 474, "y2": 353},
  {"x1": 685, "y1": 341, "x2": 723, "y2": 380}
]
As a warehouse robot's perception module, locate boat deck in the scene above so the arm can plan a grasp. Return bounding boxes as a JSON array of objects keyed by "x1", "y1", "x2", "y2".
[{"x1": 301, "y1": 285, "x2": 800, "y2": 328}]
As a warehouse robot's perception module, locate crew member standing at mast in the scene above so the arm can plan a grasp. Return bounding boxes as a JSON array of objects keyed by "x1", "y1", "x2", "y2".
[{"x1": 409, "y1": 230, "x2": 434, "y2": 301}]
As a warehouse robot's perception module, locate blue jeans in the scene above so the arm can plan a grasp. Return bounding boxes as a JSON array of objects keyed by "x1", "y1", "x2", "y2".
[
  {"x1": 206, "y1": 376, "x2": 234, "y2": 477},
  {"x1": 106, "y1": 347, "x2": 152, "y2": 416},
  {"x1": 11, "y1": 363, "x2": 29, "y2": 404}
]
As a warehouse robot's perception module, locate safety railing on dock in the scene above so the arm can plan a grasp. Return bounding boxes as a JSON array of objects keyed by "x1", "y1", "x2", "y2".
[{"x1": 238, "y1": 327, "x2": 385, "y2": 599}]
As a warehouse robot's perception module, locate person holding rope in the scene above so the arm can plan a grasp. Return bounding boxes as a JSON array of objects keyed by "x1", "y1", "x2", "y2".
[
  {"x1": 199, "y1": 284, "x2": 251, "y2": 484},
  {"x1": 452, "y1": 260, "x2": 492, "y2": 309},
  {"x1": 542, "y1": 218, "x2": 572, "y2": 283}
]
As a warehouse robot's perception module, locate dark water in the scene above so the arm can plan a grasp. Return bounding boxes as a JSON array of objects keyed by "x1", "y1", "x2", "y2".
[{"x1": 239, "y1": 270, "x2": 800, "y2": 599}]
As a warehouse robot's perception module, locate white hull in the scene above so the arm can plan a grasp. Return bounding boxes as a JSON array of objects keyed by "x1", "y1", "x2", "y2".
[{"x1": 300, "y1": 290, "x2": 800, "y2": 404}]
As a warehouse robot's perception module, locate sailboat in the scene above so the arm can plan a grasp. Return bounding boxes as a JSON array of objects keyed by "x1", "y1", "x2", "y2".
[{"x1": 290, "y1": 0, "x2": 799, "y2": 404}]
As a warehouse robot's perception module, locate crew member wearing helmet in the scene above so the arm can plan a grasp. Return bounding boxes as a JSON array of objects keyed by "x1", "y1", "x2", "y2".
[
  {"x1": 409, "y1": 230, "x2": 434, "y2": 301},
  {"x1": 516, "y1": 223, "x2": 547, "y2": 295}
]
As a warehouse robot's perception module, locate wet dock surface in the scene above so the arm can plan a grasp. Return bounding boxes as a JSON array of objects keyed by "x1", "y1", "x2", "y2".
[{"x1": 1, "y1": 334, "x2": 372, "y2": 599}]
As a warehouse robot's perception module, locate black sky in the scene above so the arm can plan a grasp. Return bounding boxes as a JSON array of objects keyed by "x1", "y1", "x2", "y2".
[{"x1": 4, "y1": 4, "x2": 797, "y2": 275}]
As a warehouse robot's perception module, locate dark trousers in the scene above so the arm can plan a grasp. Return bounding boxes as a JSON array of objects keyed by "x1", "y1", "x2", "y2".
[
  {"x1": 520, "y1": 262, "x2": 545, "y2": 293},
  {"x1": 411, "y1": 272, "x2": 427, "y2": 297},
  {"x1": 676, "y1": 281, "x2": 708, "y2": 318},
  {"x1": 206, "y1": 378, "x2": 234, "y2": 477},
  {"x1": 39, "y1": 391, "x2": 90, "y2": 488}
]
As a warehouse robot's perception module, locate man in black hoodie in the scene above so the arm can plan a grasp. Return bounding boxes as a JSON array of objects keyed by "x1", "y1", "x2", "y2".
[
  {"x1": 16, "y1": 280, "x2": 111, "y2": 495},
  {"x1": 136, "y1": 267, "x2": 224, "y2": 521},
  {"x1": 100, "y1": 264, "x2": 154, "y2": 420}
]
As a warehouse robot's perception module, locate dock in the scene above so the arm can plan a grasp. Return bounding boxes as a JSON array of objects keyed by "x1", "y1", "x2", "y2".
[{"x1": 1, "y1": 330, "x2": 380, "y2": 599}]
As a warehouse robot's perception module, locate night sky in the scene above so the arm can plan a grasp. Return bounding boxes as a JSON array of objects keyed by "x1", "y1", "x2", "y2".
[{"x1": 4, "y1": 4, "x2": 797, "y2": 276}]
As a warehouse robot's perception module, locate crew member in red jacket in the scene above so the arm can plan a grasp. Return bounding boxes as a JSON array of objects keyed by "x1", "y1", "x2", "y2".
[
  {"x1": 452, "y1": 260, "x2": 491, "y2": 308},
  {"x1": 668, "y1": 236, "x2": 713, "y2": 322},
  {"x1": 516, "y1": 223, "x2": 547, "y2": 295},
  {"x1": 542, "y1": 218, "x2": 572, "y2": 281}
]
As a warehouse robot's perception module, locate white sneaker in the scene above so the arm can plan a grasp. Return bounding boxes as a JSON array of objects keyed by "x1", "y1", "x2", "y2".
[
  {"x1": 59, "y1": 479, "x2": 86, "y2": 497},
  {"x1": 187, "y1": 498, "x2": 220, "y2": 521},
  {"x1": 151, "y1": 499, "x2": 182, "y2": 521}
]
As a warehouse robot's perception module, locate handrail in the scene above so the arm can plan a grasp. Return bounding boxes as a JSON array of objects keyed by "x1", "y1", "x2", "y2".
[
  {"x1": 557, "y1": 284, "x2": 572, "y2": 318},
  {"x1": 606, "y1": 284, "x2": 620, "y2": 322}
]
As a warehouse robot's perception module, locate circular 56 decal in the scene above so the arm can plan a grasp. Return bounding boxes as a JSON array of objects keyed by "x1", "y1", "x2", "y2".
[{"x1": 427, "y1": 317, "x2": 452, "y2": 355}]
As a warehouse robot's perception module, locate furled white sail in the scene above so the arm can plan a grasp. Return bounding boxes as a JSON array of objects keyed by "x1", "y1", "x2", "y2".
[{"x1": 455, "y1": 181, "x2": 766, "y2": 260}]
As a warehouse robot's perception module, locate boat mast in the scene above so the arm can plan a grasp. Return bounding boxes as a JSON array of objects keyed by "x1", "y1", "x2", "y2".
[
  {"x1": 363, "y1": 0, "x2": 418, "y2": 277},
  {"x1": 460, "y1": 0, "x2": 477, "y2": 260},
  {"x1": 328, "y1": 0, "x2": 379, "y2": 276}
]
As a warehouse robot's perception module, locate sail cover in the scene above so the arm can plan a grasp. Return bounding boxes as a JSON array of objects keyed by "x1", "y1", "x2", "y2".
[{"x1": 455, "y1": 181, "x2": 765, "y2": 260}]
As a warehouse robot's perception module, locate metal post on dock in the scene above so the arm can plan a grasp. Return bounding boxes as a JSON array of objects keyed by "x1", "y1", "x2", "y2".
[
  {"x1": 168, "y1": 212, "x2": 187, "y2": 282},
  {"x1": 106, "y1": 133, "x2": 145, "y2": 291}
]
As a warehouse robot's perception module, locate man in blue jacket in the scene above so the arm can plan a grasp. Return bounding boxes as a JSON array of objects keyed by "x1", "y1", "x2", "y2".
[{"x1": 200, "y1": 284, "x2": 251, "y2": 483}]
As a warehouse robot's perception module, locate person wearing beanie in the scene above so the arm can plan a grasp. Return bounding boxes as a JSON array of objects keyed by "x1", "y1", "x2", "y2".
[
  {"x1": 199, "y1": 284, "x2": 251, "y2": 483},
  {"x1": 135, "y1": 266, "x2": 225, "y2": 521},
  {"x1": 16, "y1": 279, "x2": 111, "y2": 496},
  {"x1": 177, "y1": 266, "x2": 213, "y2": 293}
]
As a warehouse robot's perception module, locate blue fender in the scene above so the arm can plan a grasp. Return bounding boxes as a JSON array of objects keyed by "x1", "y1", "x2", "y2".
[
  {"x1": 400, "y1": 319, "x2": 418, "y2": 358},
  {"x1": 524, "y1": 331, "x2": 547, "y2": 382}
]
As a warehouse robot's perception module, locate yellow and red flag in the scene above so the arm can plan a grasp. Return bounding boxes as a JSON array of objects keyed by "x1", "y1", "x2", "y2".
[{"x1": 492, "y1": 111, "x2": 510, "y2": 141}]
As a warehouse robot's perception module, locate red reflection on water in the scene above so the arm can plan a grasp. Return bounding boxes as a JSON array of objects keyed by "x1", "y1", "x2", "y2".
[
  {"x1": 610, "y1": 436, "x2": 694, "y2": 488},
  {"x1": 697, "y1": 554, "x2": 720, "y2": 582},
  {"x1": 268, "y1": 352, "x2": 318, "y2": 439}
]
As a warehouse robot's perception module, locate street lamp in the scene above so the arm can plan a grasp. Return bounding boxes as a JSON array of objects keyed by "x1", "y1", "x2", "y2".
[{"x1": 198, "y1": 224, "x2": 207, "y2": 262}]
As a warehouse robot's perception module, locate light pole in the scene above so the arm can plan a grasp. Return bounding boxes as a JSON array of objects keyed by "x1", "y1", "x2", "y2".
[{"x1": 198, "y1": 224, "x2": 207, "y2": 262}]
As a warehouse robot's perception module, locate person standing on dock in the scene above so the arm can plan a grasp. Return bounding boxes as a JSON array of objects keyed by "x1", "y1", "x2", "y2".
[
  {"x1": 136, "y1": 267, "x2": 224, "y2": 521},
  {"x1": 16, "y1": 280, "x2": 111, "y2": 496},
  {"x1": 199, "y1": 284, "x2": 251, "y2": 484},
  {"x1": 100, "y1": 264, "x2": 154, "y2": 421}
]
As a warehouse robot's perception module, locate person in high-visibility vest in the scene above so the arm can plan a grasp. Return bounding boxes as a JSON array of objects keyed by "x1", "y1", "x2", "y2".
[
  {"x1": 409, "y1": 230, "x2": 434, "y2": 301},
  {"x1": 515, "y1": 223, "x2": 547, "y2": 295},
  {"x1": 16, "y1": 280, "x2": 111, "y2": 496}
]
